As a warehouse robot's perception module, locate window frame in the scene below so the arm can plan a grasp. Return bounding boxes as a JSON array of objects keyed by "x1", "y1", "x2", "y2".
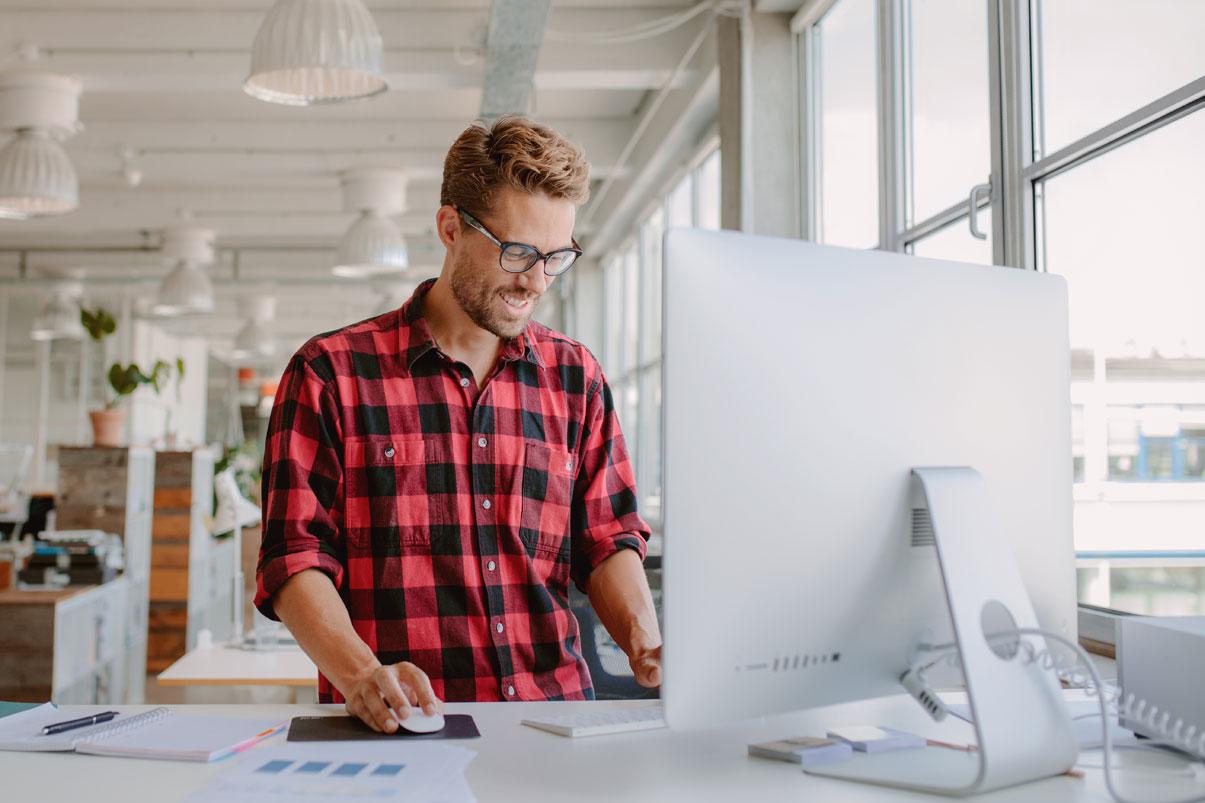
[
  {"x1": 794, "y1": 0, "x2": 1205, "y2": 637},
  {"x1": 592, "y1": 138, "x2": 721, "y2": 551}
]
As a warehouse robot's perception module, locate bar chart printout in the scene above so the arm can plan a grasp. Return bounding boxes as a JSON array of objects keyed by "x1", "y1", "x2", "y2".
[{"x1": 185, "y1": 742, "x2": 477, "y2": 803}]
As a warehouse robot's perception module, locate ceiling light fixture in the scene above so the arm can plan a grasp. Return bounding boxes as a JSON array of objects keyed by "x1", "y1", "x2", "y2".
[
  {"x1": 244, "y1": 0, "x2": 388, "y2": 106},
  {"x1": 30, "y1": 280, "x2": 85, "y2": 341},
  {"x1": 230, "y1": 295, "x2": 277, "y2": 363},
  {"x1": 333, "y1": 167, "x2": 409, "y2": 278},
  {"x1": 154, "y1": 226, "x2": 216, "y2": 316},
  {"x1": 0, "y1": 70, "x2": 82, "y2": 219}
]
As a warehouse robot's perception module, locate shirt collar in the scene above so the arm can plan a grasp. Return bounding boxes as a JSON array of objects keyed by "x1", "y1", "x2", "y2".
[{"x1": 399, "y1": 278, "x2": 546, "y2": 372}]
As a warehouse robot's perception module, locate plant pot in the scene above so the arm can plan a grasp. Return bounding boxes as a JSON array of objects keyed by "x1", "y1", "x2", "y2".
[{"x1": 89, "y1": 408, "x2": 127, "y2": 447}]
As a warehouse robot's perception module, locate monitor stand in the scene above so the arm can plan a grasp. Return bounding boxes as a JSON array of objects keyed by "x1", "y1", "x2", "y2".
[{"x1": 806, "y1": 467, "x2": 1079, "y2": 796}]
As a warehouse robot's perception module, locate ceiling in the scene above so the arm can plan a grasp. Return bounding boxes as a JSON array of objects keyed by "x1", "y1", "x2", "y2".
[{"x1": 0, "y1": 0, "x2": 714, "y2": 360}]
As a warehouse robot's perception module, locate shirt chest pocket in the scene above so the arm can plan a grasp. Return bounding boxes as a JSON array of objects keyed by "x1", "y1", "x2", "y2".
[
  {"x1": 519, "y1": 441, "x2": 576, "y2": 560},
  {"x1": 344, "y1": 435, "x2": 437, "y2": 551}
]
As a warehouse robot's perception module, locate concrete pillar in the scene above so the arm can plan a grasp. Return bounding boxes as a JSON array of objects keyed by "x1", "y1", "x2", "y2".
[{"x1": 717, "y1": 8, "x2": 799, "y2": 237}]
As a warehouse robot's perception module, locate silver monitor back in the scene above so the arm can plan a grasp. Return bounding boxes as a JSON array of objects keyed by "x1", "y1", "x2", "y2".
[{"x1": 660, "y1": 229, "x2": 1077, "y2": 730}]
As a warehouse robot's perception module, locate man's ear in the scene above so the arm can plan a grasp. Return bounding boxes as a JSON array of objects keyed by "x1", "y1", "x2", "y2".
[{"x1": 435, "y1": 205, "x2": 461, "y2": 249}]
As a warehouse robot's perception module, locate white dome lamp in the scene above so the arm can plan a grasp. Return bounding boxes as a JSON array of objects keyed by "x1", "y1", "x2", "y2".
[
  {"x1": 154, "y1": 225, "x2": 216, "y2": 316},
  {"x1": 333, "y1": 167, "x2": 409, "y2": 278},
  {"x1": 0, "y1": 69, "x2": 83, "y2": 219},
  {"x1": 230, "y1": 295, "x2": 278, "y2": 363},
  {"x1": 244, "y1": 0, "x2": 388, "y2": 106},
  {"x1": 30, "y1": 280, "x2": 85, "y2": 341}
]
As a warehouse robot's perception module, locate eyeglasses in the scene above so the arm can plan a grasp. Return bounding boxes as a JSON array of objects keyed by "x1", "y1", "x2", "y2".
[{"x1": 459, "y1": 210, "x2": 582, "y2": 277}]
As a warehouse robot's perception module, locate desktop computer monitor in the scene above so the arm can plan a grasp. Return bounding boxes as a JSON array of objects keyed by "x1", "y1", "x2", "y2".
[{"x1": 659, "y1": 229, "x2": 1079, "y2": 793}]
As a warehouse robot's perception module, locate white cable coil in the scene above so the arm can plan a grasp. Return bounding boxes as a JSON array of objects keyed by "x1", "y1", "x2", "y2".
[{"x1": 907, "y1": 629, "x2": 1205, "y2": 803}]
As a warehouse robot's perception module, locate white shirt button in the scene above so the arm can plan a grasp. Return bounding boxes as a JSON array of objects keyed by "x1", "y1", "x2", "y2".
[
  {"x1": 384, "y1": 447, "x2": 395, "y2": 458},
  {"x1": 507, "y1": 685, "x2": 515, "y2": 697},
  {"x1": 477, "y1": 437, "x2": 487, "y2": 448},
  {"x1": 482, "y1": 499, "x2": 491, "y2": 510},
  {"x1": 487, "y1": 560, "x2": 496, "y2": 571},
  {"x1": 460, "y1": 377, "x2": 470, "y2": 387},
  {"x1": 565, "y1": 460, "x2": 573, "y2": 471},
  {"x1": 496, "y1": 622, "x2": 504, "y2": 634}
]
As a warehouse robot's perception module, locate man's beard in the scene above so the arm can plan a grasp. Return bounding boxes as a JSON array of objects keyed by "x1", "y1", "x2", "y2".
[{"x1": 449, "y1": 253, "x2": 537, "y2": 340}]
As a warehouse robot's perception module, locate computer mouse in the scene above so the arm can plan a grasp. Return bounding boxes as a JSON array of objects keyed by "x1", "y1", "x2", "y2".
[{"x1": 395, "y1": 710, "x2": 445, "y2": 734}]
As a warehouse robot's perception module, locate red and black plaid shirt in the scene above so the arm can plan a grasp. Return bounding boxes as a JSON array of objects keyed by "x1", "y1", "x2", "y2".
[{"x1": 255, "y1": 279, "x2": 649, "y2": 703}]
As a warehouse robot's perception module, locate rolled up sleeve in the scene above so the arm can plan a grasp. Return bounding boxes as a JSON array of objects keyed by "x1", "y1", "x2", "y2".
[
  {"x1": 569, "y1": 373, "x2": 650, "y2": 592},
  {"x1": 254, "y1": 351, "x2": 346, "y2": 620}
]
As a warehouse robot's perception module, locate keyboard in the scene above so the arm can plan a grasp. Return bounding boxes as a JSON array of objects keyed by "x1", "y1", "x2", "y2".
[{"x1": 520, "y1": 705, "x2": 666, "y2": 738}]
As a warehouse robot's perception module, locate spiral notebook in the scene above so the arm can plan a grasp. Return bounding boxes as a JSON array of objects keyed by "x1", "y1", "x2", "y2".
[{"x1": 0, "y1": 704, "x2": 285, "y2": 761}]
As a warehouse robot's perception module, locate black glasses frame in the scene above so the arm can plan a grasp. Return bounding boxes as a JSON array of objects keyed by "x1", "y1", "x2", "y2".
[{"x1": 459, "y1": 210, "x2": 583, "y2": 277}]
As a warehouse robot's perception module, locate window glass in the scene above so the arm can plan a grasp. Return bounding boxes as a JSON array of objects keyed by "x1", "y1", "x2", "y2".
[
  {"x1": 603, "y1": 256, "x2": 624, "y2": 378},
  {"x1": 1037, "y1": 0, "x2": 1205, "y2": 155},
  {"x1": 1045, "y1": 110, "x2": 1205, "y2": 615},
  {"x1": 816, "y1": 0, "x2": 879, "y2": 248},
  {"x1": 666, "y1": 173, "x2": 694, "y2": 229},
  {"x1": 639, "y1": 208, "x2": 664, "y2": 364},
  {"x1": 695, "y1": 149, "x2": 721, "y2": 230},
  {"x1": 638, "y1": 366, "x2": 662, "y2": 526},
  {"x1": 908, "y1": 0, "x2": 991, "y2": 224},
  {"x1": 622, "y1": 245, "x2": 639, "y2": 377}
]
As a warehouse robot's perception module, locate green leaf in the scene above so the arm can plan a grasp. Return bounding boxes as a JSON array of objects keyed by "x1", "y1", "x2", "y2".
[
  {"x1": 107, "y1": 363, "x2": 141, "y2": 398},
  {"x1": 148, "y1": 359, "x2": 169, "y2": 393},
  {"x1": 176, "y1": 357, "x2": 185, "y2": 382},
  {"x1": 80, "y1": 307, "x2": 117, "y2": 341}
]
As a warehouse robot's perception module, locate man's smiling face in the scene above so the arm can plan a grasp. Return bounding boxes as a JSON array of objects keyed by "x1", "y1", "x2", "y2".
[{"x1": 449, "y1": 186, "x2": 577, "y2": 340}]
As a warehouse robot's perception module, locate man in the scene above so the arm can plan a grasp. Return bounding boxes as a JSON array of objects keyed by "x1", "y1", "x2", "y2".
[{"x1": 255, "y1": 117, "x2": 662, "y2": 733}]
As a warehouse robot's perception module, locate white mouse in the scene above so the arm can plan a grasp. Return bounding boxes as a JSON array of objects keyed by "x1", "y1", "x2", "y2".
[{"x1": 394, "y1": 710, "x2": 446, "y2": 734}]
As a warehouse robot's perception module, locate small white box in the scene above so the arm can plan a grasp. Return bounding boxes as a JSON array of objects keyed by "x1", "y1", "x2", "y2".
[{"x1": 1117, "y1": 616, "x2": 1205, "y2": 756}]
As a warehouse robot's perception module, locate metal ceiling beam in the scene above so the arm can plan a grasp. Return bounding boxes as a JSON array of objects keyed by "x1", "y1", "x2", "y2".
[
  {"x1": 30, "y1": 50, "x2": 688, "y2": 93},
  {"x1": 479, "y1": 0, "x2": 552, "y2": 123},
  {"x1": 0, "y1": 8, "x2": 688, "y2": 51}
]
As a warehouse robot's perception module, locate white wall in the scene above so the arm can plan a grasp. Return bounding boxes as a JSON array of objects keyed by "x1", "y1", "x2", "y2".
[{"x1": 128, "y1": 318, "x2": 209, "y2": 448}]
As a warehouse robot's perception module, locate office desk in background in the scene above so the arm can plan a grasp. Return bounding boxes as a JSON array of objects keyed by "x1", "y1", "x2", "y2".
[
  {"x1": 157, "y1": 642, "x2": 317, "y2": 703},
  {"x1": 2, "y1": 691, "x2": 1197, "y2": 803}
]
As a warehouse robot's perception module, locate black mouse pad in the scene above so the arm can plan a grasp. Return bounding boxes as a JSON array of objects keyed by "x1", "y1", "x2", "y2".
[{"x1": 287, "y1": 714, "x2": 480, "y2": 741}]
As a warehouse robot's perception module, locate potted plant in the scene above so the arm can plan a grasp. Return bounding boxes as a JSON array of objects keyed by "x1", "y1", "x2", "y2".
[
  {"x1": 81, "y1": 306, "x2": 120, "y2": 446},
  {"x1": 92, "y1": 359, "x2": 173, "y2": 447}
]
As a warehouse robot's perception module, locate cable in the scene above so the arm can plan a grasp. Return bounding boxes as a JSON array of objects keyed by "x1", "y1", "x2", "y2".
[
  {"x1": 545, "y1": 1, "x2": 720, "y2": 45},
  {"x1": 908, "y1": 628, "x2": 1205, "y2": 803}
]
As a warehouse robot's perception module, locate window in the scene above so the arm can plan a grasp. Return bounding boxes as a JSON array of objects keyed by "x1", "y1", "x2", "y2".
[
  {"x1": 589, "y1": 145, "x2": 722, "y2": 550},
  {"x1": 1036, "y1": 0, "x2": 1205, "y2": 155},
  {"x1": 907, "y1": 0, "x2": 991, "y2": 225},
  {"x1": 1042, "y1": 108, "x2": 1205, "y2": 615},
  {"x1": 695, "y1": 150, "x2": 721, "y2": 231},
  {"x1": 902, "y1": 0, "x2": 993, "y2": 262},
  {"x1": 813, "y1": 0, "x2": 878, "y2": 248},
  {"x1": 909, "y1": 208, "x2": 992, "y2": 265},
  {"x1": 797, "y1": 0, "x2": 1205, "y2": 617}
]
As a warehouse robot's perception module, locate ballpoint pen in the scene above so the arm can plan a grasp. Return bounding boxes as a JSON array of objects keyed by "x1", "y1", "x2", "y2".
[{"x1": 40, "y1": 711, "x2": 120, "y2": 736}]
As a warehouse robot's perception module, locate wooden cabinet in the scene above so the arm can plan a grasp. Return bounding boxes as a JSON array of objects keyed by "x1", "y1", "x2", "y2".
[
  {"x1": 148, "y1": 448, "x2": 234, "y2": 673},
  {"x1": 0, "y1": 580, "x2": 131, "y2": 703},
  {"x1": 56, "y1": 446, "x2": 153, "y2": 703}
]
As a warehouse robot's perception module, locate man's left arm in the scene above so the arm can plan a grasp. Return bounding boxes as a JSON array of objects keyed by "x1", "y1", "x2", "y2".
[
  {"x1": 586, "y1": 548, "x2": 662, "y2": 687},
  {"x1": 571, "y1": 373, "x2": 662, "y2": 687}
]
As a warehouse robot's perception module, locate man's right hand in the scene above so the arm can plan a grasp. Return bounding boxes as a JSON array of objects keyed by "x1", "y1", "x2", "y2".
[{"x1": 344, "y1": 662, "x2": 444, "y2": 734}]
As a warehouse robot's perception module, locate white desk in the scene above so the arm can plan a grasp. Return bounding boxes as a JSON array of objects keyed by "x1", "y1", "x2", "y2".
[
  {"x1": 156, "y1": 643, "x2": 317, "y2": 687},
  {"x1": 2, "y1": 693, "x2": 1198, "y2": 802}
]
